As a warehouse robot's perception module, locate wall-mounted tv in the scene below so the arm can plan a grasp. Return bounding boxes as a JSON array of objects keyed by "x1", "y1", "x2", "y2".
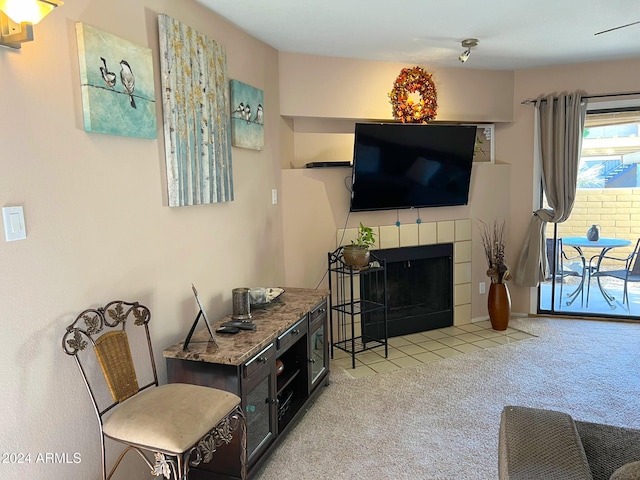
[{"x1": 349, "y1": 123, "x2": 477, "y2": 212}]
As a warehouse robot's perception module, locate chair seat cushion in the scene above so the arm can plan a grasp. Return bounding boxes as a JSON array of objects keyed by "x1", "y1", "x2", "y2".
[{"x1": 103, "y1": 383, "x2": 241, "y2": 454}]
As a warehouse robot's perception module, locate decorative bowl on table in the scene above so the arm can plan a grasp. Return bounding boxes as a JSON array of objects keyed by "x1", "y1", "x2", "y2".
[{"x1": 249, "y1": 287, "x2": 285, "y2": 308}]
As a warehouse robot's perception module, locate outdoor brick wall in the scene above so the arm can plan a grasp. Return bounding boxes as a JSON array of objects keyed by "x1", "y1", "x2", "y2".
[{"x1": 546, "y1": 187, "x2": 640, "y2": 266}]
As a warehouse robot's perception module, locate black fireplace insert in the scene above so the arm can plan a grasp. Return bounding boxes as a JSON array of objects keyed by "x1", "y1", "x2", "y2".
[{"x1": 362, "y1": 244, "x2": 453, "y2": 338}]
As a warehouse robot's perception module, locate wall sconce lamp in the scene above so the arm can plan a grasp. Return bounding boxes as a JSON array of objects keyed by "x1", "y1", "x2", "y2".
[
  {"x1": 458, "y1": 38, "x2": 478, "y2": 63},
  {"x1": 0, "y1": 0, "x2": 63, "y2": 49}
]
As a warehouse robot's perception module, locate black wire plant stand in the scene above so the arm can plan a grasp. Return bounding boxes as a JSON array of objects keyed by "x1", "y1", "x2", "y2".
[{"x1": 328, "y1": 247, "x2": 388, "y2": 369}]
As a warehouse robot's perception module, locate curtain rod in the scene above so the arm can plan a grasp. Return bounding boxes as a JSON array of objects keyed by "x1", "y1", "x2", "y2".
[{"x1": 521, "y1": 91, "x2": 640, "y2": 105}]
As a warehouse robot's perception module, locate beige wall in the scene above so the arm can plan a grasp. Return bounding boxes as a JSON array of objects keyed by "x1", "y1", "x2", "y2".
[
  {"x1": 279, "y1": 52, "x2": 515, "y2": 122},
  {"x1": 0, "y1": 1, "x2": 283, "y2": 478}
]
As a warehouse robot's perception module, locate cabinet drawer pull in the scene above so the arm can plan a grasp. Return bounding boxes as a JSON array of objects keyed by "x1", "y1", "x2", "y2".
[
  {"x1": 309, "y1": 358, "x2": 316, "y2": 364},
  {"x1": 291, "y1": 329, "x2": 300, "y2": 335},
  {"x1": 258, "y1": 357, "x2": 268, "y2": 364}
]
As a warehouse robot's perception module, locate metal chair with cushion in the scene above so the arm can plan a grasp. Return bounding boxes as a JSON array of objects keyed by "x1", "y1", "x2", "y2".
[
  {"x1": 545, "y1": 238, "x2": 586, "y2": 307},
  {"x1": 62, "y1": 300, "x2": 246, "y2": 480},
  {"x1": 587, "y1": 238, "x2": 640, "y2": 311}
]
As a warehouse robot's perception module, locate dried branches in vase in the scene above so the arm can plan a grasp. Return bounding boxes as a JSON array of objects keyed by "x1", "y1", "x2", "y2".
[{"x1": 479, "y1": 219, "x2": 512, "y2": 284}]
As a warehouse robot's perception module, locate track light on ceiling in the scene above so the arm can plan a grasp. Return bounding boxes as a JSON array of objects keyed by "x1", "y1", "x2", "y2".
[
  {"x1": 0, "y1": 0, "x2": 63, "y2": 49},
  {"x1": 458, "y1": 38, "x2": 478, "y2": 64}
]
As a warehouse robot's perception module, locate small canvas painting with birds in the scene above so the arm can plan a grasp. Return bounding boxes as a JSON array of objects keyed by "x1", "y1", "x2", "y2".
[
  {"x1": 230, "y1": 80, "x2": 265, "y2": 150},
  {"x1": 76, "y1": 23, "x2": 157, "y2": 138}
]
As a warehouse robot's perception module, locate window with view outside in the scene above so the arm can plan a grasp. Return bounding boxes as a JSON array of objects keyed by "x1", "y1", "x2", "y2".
[{"x1": 540, "y1": 107, "x2": 640, "y2": 317}]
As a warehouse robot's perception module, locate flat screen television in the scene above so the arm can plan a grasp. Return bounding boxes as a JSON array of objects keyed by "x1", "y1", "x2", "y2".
[{"x1": 349, "y1": 123, "x2": 477, "y2": 212}]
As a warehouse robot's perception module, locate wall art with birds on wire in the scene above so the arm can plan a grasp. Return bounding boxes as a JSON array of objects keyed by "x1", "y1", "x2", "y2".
[
  {"x1": 230, "y1": 79, "x2": 264, "y2": 150},
  {"x1": 75, "y1": 23, "x2": 157, "y2": 139}
]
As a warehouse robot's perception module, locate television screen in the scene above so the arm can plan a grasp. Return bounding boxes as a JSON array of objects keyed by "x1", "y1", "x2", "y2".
[{"x1": 350, "y1": 123, "x2": 477, "y2": 212}]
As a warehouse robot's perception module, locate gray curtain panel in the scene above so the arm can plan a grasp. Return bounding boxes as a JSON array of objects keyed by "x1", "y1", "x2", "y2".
[{"x1": 513, "y1": 91, "x2": 587, "y2": 287}]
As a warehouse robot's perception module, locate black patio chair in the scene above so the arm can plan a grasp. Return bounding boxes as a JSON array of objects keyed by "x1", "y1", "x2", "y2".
[
  {"x1": 587, "y1": 238, "x2": 640, "y2": 311},
  {"x1": 545, "y1": 238, "x2": 586, "y2": 307}
]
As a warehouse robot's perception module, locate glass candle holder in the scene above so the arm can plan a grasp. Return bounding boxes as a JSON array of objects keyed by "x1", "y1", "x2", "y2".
[{"x1": 232, "y1": 287, "x2": 252, "y2": 321}]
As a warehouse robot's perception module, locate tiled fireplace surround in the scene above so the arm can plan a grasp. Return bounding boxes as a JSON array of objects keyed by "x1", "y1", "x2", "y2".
[{"x1": 337, "y1": 218, "x2": 473, "y2": 338}]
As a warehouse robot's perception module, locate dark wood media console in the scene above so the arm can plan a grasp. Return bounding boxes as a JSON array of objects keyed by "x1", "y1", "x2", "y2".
[{"x1": 163, "y1": 288, "x2": 330, "y2": 479}]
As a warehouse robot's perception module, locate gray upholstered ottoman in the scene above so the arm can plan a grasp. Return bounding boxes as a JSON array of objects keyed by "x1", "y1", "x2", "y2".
[
  {"x1": 499, "y1": 406, "x2": 593, "y2": 480},
  {"x1": 499, "y1": 406, "x2": 640, "y2": 480}
]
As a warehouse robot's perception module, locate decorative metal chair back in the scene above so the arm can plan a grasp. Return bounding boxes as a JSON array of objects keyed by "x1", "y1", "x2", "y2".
[
  {"x1": 546, "y1": 238, "x2": 581, "y2": 278},
  {"x1": 63, "y1": 301, "x2": 157, "y2": 415},
  {"x1": 62, "y1": 301, "x2": 246, "y2": 480},
  {"x1": 545, "y1": 238, "x2": 559, "y2": 277},
  {"x1": 628, "y1": 239, "x2": 640, "y2": 277}
]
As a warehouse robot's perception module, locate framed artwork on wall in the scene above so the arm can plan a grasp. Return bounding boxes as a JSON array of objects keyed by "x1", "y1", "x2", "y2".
[
  {"x1": 158, "y1": 14, "x2": 234, "y2": 207},
  {"x1": 230, "y1": 80, "x2": 264, "y2": 150},
  {"x1": 472, "y1": 124, "x2": 495, "y2": 163},
  {"x1": 75, "y1": 23, "x2": 157, "y2": 139}
]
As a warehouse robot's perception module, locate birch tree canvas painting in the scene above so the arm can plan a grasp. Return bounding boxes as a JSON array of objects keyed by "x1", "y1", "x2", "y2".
[
  {"x1": 158, "y1": 14, "x2": 234, "y2": 207},
  {"x1": 76, "y1": 23, "x2": 157, "y2": 138}
]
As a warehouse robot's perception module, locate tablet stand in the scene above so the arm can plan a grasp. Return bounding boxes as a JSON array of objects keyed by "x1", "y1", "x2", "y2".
[{"x1": 183, "y1": 309, "x2": 217, "y2": 351}]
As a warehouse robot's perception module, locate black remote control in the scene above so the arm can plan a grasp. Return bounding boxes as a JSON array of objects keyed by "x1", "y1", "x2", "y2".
[{"x1": 221, "y1": 321, "x2": 256, "y2": 331}]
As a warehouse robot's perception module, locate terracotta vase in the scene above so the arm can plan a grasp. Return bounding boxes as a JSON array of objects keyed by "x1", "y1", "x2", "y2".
[{"x1": 488, "y1": 282, "x2": 511, "y2": 331}]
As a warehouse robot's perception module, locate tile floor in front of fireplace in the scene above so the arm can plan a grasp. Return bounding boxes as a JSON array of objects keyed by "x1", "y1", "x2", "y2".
[{"x1": 331, "y1": 320, "x2": 536, "y2": 378}]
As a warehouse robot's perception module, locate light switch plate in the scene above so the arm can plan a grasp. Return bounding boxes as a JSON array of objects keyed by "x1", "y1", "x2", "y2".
[{"x1": 3, "y1": 206, "x2": 26, "y2": 242}]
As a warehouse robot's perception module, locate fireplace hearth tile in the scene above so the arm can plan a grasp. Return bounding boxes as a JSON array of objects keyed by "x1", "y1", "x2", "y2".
[
  {"x1": 432, "y1": 347, "x2": 463, "y2": 358},
  {"x1": 437, "y1": 221, "x2": 455, "y2": 243},
  {"x1": 455, "y1": 241, "x2": 472, "y2": 263},
  {"x1": 473, "y1": 339, "x2": 501, "y2": 349},
  {"x1": 388, "y1": 337, "x2": 413, "y2": 347},
  {"x1": 416, "y1": 340, "x2": 446, "y2": 351},
  {"x1": 455, "y1": 219, "x2": 472, "y2": 241},
  {"x1": 418, "y1": 223, "x2": 437, "y2": 244},
  {"x1": 412, "y1": 351, "x2": 444, "y2": 363},
  {"x1": 399, "y1": 224, "x2": 419, "y2": 247},
  {"x1": 383, "y1": 347, "x2": 409, "y2": 360},
  {"x1": 422, "y1": 330, "x2": 449, "y2": 340},
  {"x1": 389, "y1": 356, "x2": 421, "y2": 369},
  {"x1": 333, "y1": 319, "x2": 538, "y2": 377},
  {"x1": 452, "y1": 343, "x2": 483, "y2": 354},
  {"x1": 456, "y1": 332, "x2": 485, "y2": 342},
  {"x1": 396, "y1": 344, "x2": 429, "y2": 356},
  {"x1": 434, "y1": 336, "x2": 467, "y2": 347},
  {"x1": 379, "y1": 225, "x2": 400, "y2": 249}
]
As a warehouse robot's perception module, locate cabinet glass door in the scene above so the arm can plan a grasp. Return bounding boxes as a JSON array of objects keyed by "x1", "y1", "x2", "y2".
[
  {"x1": 245, "y1": 373, "x2": 274, "y2": 461},
  {"x1": 309, "y1": 322, "x2": 327, "y2": 388}
]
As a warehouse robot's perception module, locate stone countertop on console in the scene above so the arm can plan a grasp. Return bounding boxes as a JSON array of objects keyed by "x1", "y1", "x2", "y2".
[{"x1": 163, "y1": 287, "x2": 329, "y2": 366}]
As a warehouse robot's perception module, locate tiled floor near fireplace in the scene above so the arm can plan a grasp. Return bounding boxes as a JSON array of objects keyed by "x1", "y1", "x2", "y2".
[{"x1": 331, "y1": 320, "x2": 536, "y2": 379}]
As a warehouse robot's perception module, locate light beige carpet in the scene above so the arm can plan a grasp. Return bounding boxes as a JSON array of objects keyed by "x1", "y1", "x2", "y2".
[{"x1": 253, "y1": 317, "x2": 640, "y2": 480}]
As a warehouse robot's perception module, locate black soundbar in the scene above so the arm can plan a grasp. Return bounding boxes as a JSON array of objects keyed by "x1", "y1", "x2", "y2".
[{"x1": 305, "y1": 161, "x2": 352, "y2": 168}]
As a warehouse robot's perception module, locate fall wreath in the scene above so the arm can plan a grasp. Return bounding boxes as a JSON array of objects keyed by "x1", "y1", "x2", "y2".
[{"x1": 389, "y1": 66, "x2": 438, "y2": 123}]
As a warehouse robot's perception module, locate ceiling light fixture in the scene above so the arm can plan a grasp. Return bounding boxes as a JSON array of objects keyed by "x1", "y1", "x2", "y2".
[
  {"x1": 0, "y1": 0, "x2": 63, "y2": 49},
  {"x1": 458, "y1": 38, "x2": 478, "y2": 64}
]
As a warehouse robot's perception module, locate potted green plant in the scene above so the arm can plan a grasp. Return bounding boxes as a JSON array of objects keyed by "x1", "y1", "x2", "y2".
[{"x1": 342, "y1": 223, "x2": 376, "y2": 268}]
